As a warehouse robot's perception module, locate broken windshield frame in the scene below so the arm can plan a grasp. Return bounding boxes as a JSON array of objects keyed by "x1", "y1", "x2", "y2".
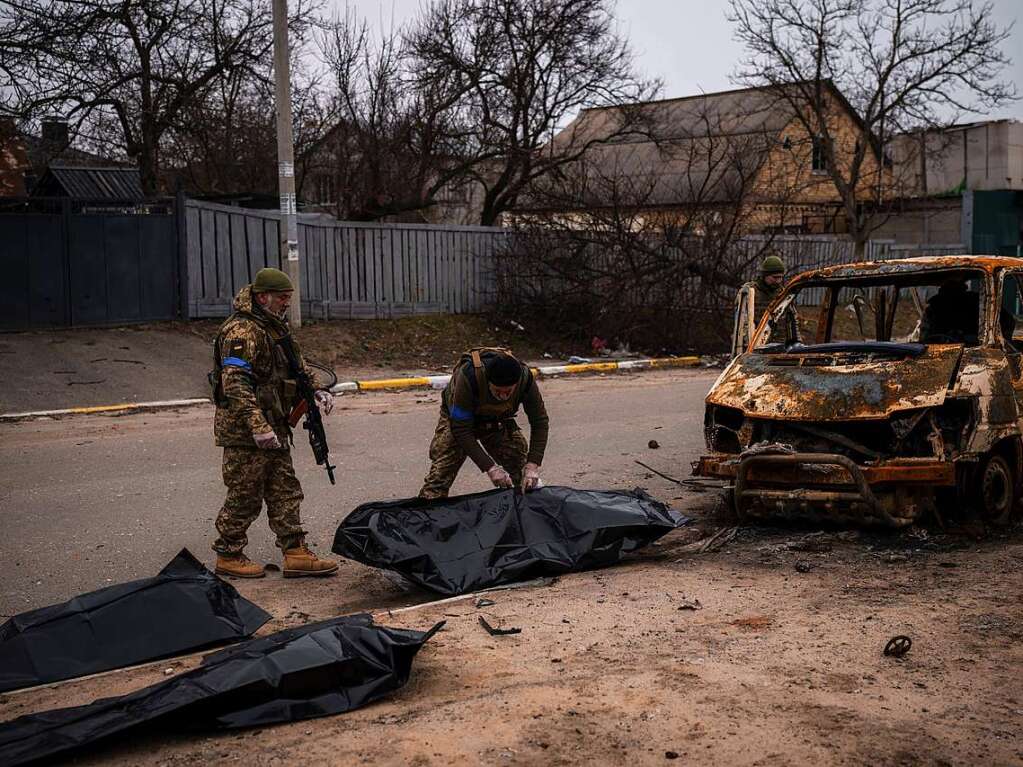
[{"x1": 751, "y1": 268, "x2": 989, "y2": 353}]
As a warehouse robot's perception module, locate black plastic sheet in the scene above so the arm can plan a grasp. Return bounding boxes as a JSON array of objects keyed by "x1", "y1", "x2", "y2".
[
  {"x1": 0, "y1": 614, "x2": 443, "y2": 766},
  {"x1": 0, "y1": 548, "x2": 270, "y2": 693},
  {"x1": 332, "y1": 486, "x2": 688, "y2": 595}
]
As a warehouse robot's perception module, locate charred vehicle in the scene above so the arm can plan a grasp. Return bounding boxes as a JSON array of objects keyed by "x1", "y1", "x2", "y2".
[{"x1": 694, "y1": 256, "x2": 1023, "y2": 527}]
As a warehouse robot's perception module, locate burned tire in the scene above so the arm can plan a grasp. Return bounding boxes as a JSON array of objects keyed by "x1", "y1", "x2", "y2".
[{"x1": 976, "y1": 453, "x2": 1015, "y2": 526}]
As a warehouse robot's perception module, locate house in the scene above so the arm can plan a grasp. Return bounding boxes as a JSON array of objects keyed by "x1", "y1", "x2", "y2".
[
  {"x1": 874, "y1": 119, "x2": 1023, "y2": 254},
  {"x1": 515, "y1": 82, "x2": 887, "y2": 235},
  {"x1": 0, "y1": 118, "x2": 142, "y2": 199}
]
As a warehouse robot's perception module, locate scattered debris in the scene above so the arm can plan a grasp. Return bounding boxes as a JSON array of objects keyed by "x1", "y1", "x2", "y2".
[
  {"x1": 674, "y1": 527, "x2": 739, "y2": 558},
  {"x1": 475, "y1": 598, "x2": 496, "y2": 608},
  {"x1": 333, "y1": 487, "x2": 687, "y2": 596},
  {"x1": 0, "y1": 549, "x2": 269, "y2": 693},
  {"x1": 568, "y1": 355, "x2": 593, "y2": 364},
  {"x1": 677, "y1": 597, "x2": 702, "y2": 611},
  {"x1": 648, "y1": 440, "x2": 660, "y2": 450},
  {"x1": 731, "y1": 616, "x2": 773, "y2": 632},
  {"x1": 0, "y1": 615, "x2": 443, "y2": 767},
  {"x1": 883, "y1": 635, "x2": 913, "y2": 657},
  {"x1": 784, "y1": 532, "x2": 834, "y2": 553},
  {"x1": 479, "y1": 617, "x2": 521, "y2": 636}
]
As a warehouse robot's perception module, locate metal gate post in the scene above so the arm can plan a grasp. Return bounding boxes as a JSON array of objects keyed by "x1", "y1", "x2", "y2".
[
  {"x1": 175, "y1": 187, "x2": 189, "y2": 319},
  {"x1": 62, "y1": 197, "x2": 73, "y2": 326}
]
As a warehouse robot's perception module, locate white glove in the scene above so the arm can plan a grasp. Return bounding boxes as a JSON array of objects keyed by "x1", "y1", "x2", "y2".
[
  {"x1": 523, "y1": 463, "x2": 542, "y2": 492},
  {"x1": 253, "y1": 431, "x2": 282, "y2": 450},
  {"x1": 314, "y1": 389, "x2": 334, "y2": 415},
  {"x1": 486, "y1": 464, "x2": 514, "y2": 488}
]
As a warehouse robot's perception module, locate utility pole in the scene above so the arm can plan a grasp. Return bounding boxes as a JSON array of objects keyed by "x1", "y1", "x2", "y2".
[{"x1": 272, "y1": 0, "x2": 302, "y2": 326}]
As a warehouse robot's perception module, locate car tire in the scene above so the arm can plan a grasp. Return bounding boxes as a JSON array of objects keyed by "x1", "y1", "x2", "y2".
[{"x1": 975, "y1": 452, "x2": 1016, "y2": 526}]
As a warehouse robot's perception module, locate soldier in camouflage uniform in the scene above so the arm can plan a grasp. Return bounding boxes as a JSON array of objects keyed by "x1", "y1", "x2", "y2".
[
  {"x1": 211, "y1": 267, "x2": 338, "y2": 579},
  {"x1": 419, "y1": 348, "x2": 550, "y2": 499},
  {"x1": 733, "y1": 254, "x2": 792, "y2": 353}
]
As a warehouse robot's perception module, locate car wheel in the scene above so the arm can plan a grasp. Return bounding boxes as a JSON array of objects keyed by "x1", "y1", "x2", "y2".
[{"x1": 976, "y1": 453, "x2": 1015, "y2": 526}]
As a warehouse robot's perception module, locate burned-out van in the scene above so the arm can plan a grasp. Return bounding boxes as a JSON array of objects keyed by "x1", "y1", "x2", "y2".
[{"x1": 694, "y1": 256, "x2": 1023, "y2": 527}]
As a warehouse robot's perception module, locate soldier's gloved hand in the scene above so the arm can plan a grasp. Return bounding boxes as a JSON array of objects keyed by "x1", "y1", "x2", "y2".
[
  {"x1": 314, "y1": 389, "x2": 334, "y2": 415},
  {"x1": 253, "y1": 431, "x2": 282, "y2": 450},
  {"x1": 486, "y1": 465, "x2": 514, "y2": 489},
  {"x1": 522, "y1": 463, "x2": 542, "y2": 492}
]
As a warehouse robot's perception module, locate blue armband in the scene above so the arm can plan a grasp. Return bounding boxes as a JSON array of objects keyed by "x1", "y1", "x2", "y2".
[
  {"x1": 450, "y1": 404, "x2": 474, "y2": 421},
  {"x1": 222, "y1": 356, "x2": 252, "y2": 371}
]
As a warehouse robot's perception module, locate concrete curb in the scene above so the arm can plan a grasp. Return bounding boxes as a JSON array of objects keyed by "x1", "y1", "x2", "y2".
[
  {"x1": 331, "y1": 356, "x2": 702, "y2": 393},
  {"x1": 0, "y1": 356, "x2": 701, "y2": 422}
]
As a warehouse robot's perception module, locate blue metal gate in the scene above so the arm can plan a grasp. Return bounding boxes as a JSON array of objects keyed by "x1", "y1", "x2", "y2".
[{"x1": 0, "y1": 198, "x2": 181, "y2": 330}]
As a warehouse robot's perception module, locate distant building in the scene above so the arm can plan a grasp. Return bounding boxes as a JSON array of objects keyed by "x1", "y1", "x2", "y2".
[
  {"x1": 514, "y1": 81, "x2": 888, "y2": 235},
  {"x1": 0, "y1": 118, "x2": 141, "y2": 199},
  {"x1": 875, "y1": 119, "x2": 1022, "y2": 255}
]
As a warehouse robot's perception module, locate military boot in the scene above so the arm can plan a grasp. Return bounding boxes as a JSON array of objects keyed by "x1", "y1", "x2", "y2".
[
  {"x1": 215, "y1": 553, "x2": 266, "y2": 579},
  {"x1": 282, "y1": 545, "x2": 339, "y2": 578}
]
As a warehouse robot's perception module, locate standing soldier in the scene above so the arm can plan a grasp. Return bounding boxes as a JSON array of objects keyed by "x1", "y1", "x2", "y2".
[
  {"x1": 211, "y1": 267, "x2": 339, "y2": 579},
  {"x1": 420, "y1": 348, "x2": 549, "y2": 498},
  {"x1": 732, "y1": 254, "x2": 788, "y2": 355}
]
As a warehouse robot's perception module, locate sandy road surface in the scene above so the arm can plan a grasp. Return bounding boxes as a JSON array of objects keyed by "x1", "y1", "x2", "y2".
[{"x1": 1, "y1": 370, "x2": 1021, "y2": 765}]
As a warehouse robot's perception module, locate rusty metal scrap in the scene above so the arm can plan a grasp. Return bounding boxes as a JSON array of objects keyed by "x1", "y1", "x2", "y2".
[{"x1": 707, "y1": 345, "x2": 963, "y2": 421}]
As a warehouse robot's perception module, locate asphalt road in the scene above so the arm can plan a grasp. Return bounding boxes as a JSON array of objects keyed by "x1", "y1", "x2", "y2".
[{"x1": 0, "y1": 369, "x2": 719, "y2": 615}]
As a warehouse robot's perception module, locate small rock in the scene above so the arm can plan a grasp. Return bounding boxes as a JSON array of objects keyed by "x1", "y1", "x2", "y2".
[
  {"x1": 794, "y1": 561, "x2": 812, "y2": 573},
  {"x1": 163, "y1": 668, "x2": 175, "y2": 676},
  {"x1": 665, "y1": 752, "x2": 680, "y2": 760},
  {"x1": 648, "y1": 440, "x2": 660, "y2": 449}
]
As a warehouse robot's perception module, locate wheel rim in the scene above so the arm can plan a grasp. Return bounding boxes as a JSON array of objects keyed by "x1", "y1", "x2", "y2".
[{"x1": 981, "y1": 457, "x2": 1012, "y2": 519}]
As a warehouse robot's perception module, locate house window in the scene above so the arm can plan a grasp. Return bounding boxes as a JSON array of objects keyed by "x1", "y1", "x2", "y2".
[{"x1": 811, "y1": 136, "x2": 828, "y2": 172}]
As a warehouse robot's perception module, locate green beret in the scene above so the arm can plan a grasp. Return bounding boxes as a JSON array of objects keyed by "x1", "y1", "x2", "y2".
[{"x1": 252, "y1": 267, "x2": 293, "y2": 293}]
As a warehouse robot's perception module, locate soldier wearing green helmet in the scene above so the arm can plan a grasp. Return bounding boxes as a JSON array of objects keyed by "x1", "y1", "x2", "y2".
[
  {"x1": 732, "y1": 253, "x2": 792, "y2": 355},
  {"x1": 209, "y1": 267, "x2": 339, "y2": 580}
]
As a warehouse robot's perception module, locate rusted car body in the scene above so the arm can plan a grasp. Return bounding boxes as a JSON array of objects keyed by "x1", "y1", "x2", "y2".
[{"x1": 693, "y1": 256, "x2": 1023, "y2": 527}]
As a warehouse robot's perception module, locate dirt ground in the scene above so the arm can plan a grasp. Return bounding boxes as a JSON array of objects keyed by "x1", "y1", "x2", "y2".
[
  {"x1": 2, "y1": 370, "x2": 1021, "y2": 765},
  {"x1": 4, "y1": 507, "x2": 1021, "y2": 765},
  {"x1": 176, "y1": 313, "x2": 581, "y2": 378}
]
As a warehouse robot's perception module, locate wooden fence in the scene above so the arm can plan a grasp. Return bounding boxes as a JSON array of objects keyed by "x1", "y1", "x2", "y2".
[
  {"x1": 184, "y1": 199, "x2": 506, "y2": 318},
  {"x1": 184, "y1": 199, "x2": 964, "y2": 319}
]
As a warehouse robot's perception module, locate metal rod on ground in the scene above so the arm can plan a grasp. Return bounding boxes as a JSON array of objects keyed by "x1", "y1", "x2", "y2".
[{"x1": 271, "y1": 0, "x2": 302, "y2": 327}]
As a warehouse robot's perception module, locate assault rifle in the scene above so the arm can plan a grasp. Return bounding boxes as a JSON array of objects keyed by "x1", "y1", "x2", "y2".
[{"x1": 277, "y1": 333, "x2": 337, "y2": 485}]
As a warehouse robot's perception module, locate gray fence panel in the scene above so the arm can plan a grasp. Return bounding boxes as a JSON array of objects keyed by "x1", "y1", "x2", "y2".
[{"x1": 181, "y1": 199, "x2": 967, "y2": 321}]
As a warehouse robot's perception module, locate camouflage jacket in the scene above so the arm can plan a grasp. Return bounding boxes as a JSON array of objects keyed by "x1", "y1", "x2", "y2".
[{"x1": 213, "y1": 286, "x2": 309, "y2": 448}]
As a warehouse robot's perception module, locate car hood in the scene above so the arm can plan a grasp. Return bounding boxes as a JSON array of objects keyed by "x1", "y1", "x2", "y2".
[{"x1": 707, "y1": 345, "x2": 964, "y2": 421}]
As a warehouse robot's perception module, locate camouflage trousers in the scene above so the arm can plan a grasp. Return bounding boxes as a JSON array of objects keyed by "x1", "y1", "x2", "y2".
[
  {"x1": 419, "y1": 416, "x2": 528, "y2": 499},
  {"x1": 212, "y1": 446, "x2": 307, "y2": 555}
]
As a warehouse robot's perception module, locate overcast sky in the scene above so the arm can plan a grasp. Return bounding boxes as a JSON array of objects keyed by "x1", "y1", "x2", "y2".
[{"x1": 337, "y1": 0, "x2": 1022, "y2": 121}]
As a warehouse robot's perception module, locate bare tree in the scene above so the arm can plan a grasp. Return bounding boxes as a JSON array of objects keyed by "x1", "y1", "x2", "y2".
[
  {"x1": 163, "y1": 68, "x2": 277, "y2": 196},
  {"x1": 729, "y1": 0, "x2": 1016, "y2": 254},
  {"x1": 297, "y1": 9, "x2": 474, "y2": 220},
  {"x1": 0, "y1": 0, "x2": 319, "y2": 194},
  {"x1": 406, "y1": 0, "x2": 659, "y2": 225},
  {"x1": 497, "y1": 103, "x2": 808, "y2": 350}
]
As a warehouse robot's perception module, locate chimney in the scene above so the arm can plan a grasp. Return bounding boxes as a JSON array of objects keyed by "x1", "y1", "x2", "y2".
[{"x1": 41, "y1": 119, "x2": 69, "y2": 147}]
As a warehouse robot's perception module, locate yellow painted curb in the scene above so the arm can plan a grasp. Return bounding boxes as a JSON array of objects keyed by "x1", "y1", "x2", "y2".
[
  {"x1": 357, "y1": 376, "x2": 434, "y2": 391},
  {"x1": 1, "y1": 357, "x2": 705, "y2": 421}
]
